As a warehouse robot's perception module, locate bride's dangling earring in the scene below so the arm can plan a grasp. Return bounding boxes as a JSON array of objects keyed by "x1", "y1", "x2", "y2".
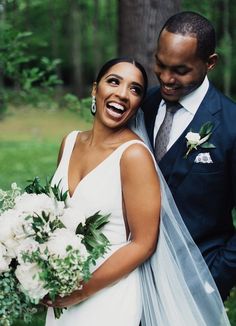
[{"x1": 91, "y1": 96, "x2": 96, "y2": 115}]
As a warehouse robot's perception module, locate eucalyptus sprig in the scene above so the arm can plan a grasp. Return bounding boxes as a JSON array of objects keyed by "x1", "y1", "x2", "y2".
[{"x1": 0, "y1": 271, "x2": 37, "y2": 325}]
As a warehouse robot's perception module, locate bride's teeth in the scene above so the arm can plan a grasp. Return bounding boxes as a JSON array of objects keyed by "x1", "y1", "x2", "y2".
[{"x1": 108, "y1": 102, "x2": 125, "y2": 111}]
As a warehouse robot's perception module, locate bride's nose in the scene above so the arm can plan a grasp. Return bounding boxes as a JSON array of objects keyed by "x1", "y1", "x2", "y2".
[{"x1": 115, "y1": 84, "x2": 129, "y2": 101}]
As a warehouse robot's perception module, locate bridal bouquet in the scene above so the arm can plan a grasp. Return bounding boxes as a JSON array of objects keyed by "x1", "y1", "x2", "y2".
[{"x1": 0, "y1": 178, "x2": 110, "y2": 324}]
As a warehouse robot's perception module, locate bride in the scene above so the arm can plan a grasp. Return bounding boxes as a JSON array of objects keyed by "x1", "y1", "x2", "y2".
[{"x1": 44, "y1": 57, "x2": 230, "y2": 325}]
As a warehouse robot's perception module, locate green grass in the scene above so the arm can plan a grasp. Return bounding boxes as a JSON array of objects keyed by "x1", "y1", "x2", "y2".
[
  {"x1": 0, "y1": 105, "x2": 92, "y2": 189},
  {"x1": 0, "y1": 105, "x2": 236, "y2": 325},
  {"x1": 0, "y1": 105, "x2": 92, "y2": 325},
  {"x1": 0, "y1": 141, "x2": 58, "y2": 189}
]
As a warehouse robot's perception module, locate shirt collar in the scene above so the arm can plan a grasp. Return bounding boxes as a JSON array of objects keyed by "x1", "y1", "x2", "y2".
[
  {"x1": 179, "y1": 76, "x2": 209, "y2": 115},
  {"x1": 160, "y1": 76, "x2": 209, "y2": 115}
]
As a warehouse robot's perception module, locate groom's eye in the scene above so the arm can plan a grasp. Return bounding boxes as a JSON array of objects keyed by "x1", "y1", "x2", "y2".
[{"x1": 173, "y1": 66, "x2": 191, "y2": 76}]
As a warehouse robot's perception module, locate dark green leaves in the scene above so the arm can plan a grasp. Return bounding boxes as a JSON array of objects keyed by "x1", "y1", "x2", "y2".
[
  {"x1": 199, "y1": 122, "x2": 216, "y2": 149},
  {"x1": 199, "y1": 121, "x2": 214, "y2": 137},
  {"x1": 26, "y1": 211, "x2": 65, "y2": 244},
  {"x1": 76, "y1": 211, "x2": 110, "y2": 254},
  {"x1": 25, "y1": 177, "x2": 68, "y2": 202}
]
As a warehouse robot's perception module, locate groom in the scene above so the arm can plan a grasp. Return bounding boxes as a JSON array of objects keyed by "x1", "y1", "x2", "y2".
[{"x1": 142, "y1": 11, "x2": 236, "y2": 301}]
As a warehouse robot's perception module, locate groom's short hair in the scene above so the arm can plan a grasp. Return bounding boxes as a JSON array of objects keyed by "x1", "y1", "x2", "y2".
[{"x1": 159, "y1": 11, "x2": 216, "y2": 62}]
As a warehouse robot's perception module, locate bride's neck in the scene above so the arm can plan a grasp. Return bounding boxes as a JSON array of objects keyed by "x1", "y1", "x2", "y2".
[{"x1": 88, "y1": 122, "x2": 128, "y2": 146}]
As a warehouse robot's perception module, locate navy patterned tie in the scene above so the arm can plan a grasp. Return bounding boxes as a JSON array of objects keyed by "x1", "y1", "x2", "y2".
[{"x1": 155, "y1": 102, "x2": 182, "y2": 163}]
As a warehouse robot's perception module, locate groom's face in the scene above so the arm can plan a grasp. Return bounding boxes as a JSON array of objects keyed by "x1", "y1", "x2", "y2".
[{"x1": 154, "y1": 29, "x2": 209, "y2": 102}]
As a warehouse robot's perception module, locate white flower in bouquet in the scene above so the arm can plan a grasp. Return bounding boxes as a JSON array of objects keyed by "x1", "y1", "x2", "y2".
[
  {"x1": 15, "y1": 192, "x2": 55, "y2": 216},
  {"x1": 0, "y1": 178, "x2": 111, "y2": 322},
  {"x1": 59, "y1": 207, "x2": 86, "y2": 232},
  {"x1": 0, "y1": 210, "x2": 35, "y2": 258},
  {"x1": 15, "y1": 262, "x2": 48, "y2": 302},
  {"x1": 13, "y1": 215, "x2": 34, "y2": 241},
  {"x1": 46, "y1": 228, "x2": 88, "y2": 259},
  {"x1": 0, "y1": 209, "x2": 19, "y2": 242},
  {"x1": 0, "y1": 209, "x2": 20, "y2": 257},
  {"x1": 0, "y1": 242, "x2": 11, "y2": 273},
  {"x1": 16, "y1": 238, "x2": 40, "y2": 264},
  {"x1": 52, "y1": 199, "x2": 65, "y2": 217},
  {"x1": 0, "y1": 182, "x2": 21, "y2": 213}
]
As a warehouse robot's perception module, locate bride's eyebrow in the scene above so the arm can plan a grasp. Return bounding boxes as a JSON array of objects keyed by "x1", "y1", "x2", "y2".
[
  {"x1": 105, "y1": 74, "x2": 143, "y2": 85},
  {"x1": 105, "y1": 73, "x2": 122, "y2": 80}
]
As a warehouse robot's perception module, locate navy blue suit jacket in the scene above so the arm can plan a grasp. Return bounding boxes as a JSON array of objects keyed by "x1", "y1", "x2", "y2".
[{"x1": 142, "y1": 83, "x2": 236, "y2": 300}]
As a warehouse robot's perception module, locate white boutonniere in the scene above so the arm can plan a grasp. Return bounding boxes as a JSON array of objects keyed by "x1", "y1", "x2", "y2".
[{"x1": 184, "y1": 122, "x2": 216, "y2": 158}]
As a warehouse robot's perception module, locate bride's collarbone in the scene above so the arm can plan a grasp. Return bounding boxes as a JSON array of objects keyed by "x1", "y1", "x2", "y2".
[{"x1": 69, "y1": 146, "x2": 111, "y2": 179}]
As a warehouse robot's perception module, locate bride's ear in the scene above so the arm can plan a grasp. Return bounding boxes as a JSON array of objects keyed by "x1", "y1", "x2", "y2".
[{"x1": 91, "y1": 82, "x2": 97, "y2": 97}]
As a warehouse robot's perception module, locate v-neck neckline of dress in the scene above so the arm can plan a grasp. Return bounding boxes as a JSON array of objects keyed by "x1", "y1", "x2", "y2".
[{"x1": 66, "y1": 132, "x2": 138, "y2": 199}]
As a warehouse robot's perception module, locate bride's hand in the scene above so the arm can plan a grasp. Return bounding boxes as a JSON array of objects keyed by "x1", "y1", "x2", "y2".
[{"x1": 42, "y1": 290, "x2": 87, "y2": 308}]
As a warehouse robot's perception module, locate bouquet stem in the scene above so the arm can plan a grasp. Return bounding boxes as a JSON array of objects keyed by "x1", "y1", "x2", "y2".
[{"x1": 54, "y1": 307, "x2": 65, "y2": 319}]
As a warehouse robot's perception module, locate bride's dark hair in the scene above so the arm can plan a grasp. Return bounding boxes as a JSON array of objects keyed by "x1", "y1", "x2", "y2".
[{"x1": 95, "y1": 57, "x2": 148, "y2": 99}]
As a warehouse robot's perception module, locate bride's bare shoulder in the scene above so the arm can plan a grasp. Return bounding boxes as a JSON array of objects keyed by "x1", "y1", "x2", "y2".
[
  {"x1": 121, "y1": 141, "x2": 155, "y2": 173},
  {"x1": 78, "y1": 130, "x2": 91, "y2": 141}
]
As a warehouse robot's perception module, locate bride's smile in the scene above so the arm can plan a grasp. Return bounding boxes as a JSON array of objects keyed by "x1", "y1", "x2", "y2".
[{"x1": 92, "y1": 62, "x2": 145, "y2": 128}]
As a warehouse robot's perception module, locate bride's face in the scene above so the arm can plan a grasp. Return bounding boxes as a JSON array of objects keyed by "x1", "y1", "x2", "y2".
[{"x1": 92, "y1": 62, "x2": 145, "y2": 128}]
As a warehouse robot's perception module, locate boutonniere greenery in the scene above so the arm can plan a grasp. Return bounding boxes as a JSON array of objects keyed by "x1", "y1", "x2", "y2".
[{"x1": 184, "y1": 122, "x2": 216, "y2": 158}]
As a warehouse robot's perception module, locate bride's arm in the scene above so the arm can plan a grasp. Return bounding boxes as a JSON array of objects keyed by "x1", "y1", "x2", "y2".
[
  {"x1": 56, "y1": 136, "x2": 66, "y2": 166},
  {"x1": 46, "y1": 144, "x2": 160, "y2": 308}
]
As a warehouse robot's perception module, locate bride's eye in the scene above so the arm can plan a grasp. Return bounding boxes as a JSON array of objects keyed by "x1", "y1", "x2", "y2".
[
  {"x1": 130, "y1": 85, "x2": 143, "y2": 96},
  {"x1": 107, "y1": 77, "x2": 120, "y2": 86}
]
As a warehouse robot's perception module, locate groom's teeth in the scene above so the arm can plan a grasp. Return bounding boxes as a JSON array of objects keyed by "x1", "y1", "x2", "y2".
[{"x1": 163, "y1": 85, "x2": 177, "y2": 90}]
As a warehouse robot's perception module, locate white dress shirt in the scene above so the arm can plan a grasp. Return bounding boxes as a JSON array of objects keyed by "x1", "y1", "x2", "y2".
[{"x1": 153, "y1": 76, "x2": 210, "y2": 150}]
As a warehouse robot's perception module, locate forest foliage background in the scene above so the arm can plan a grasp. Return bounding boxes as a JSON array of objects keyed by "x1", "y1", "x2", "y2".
[
  {"x1": 1, "y1": 0, "x2": 236, "y2": 105},
  {"x1": 0, "y1": 0, "x2": 236, "y2": 325}
]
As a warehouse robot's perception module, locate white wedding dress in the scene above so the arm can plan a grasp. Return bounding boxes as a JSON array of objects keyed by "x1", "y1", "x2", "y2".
[
  {"x1": 45, "y1": 130, "x2": 143, "y2": 326},
  {"x1": 46, "y1": 127, "x2": 230, "y2": 326}
]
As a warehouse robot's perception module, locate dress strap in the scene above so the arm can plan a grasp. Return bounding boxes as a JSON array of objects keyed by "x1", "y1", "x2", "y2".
[
  {"x1": 113, "y1": 139, "x2": 156, "y2": 165},
  {"x1": 60, "y1": 130, "x2": 79, "y2": 164}
]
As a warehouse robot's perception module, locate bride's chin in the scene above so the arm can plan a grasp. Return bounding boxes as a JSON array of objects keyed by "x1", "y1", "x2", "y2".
[{"x1": 100, "y1": 115, "x2": 128, "y2": 129}]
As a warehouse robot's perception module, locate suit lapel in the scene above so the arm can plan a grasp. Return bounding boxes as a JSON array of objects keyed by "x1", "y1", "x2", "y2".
[
  {"x1": 159, "y1": 84, "x2": 221, "y2": 189},
  {"x1": 142, "y1": 88, "x2": 162, "y2": 150}
]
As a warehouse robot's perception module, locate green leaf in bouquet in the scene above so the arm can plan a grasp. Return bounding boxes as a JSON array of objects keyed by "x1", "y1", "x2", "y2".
[
  {"x1": 25, "y1": 177, "x2": 68, "y2": 202},
  {"x1": 89, "y1": 227, "x2": 107, "y2": 244},
  {"x1": 83, "y1": 235, "x2": 100, "y2": 252},
  {"x1": 75, "y1": 222, "x2": 85, "y2": 235},
  {"x1": 0, "y1": 270, "x2": 37, "y2": 325},
  {"x1": 75, "y1": 211, "x2": 110, "y2": 253},
  {"x1": 25, "y1": 176, "x2": 45, "y2": 194},
  {"x1": 50, "y1": 181, "x2": 68, "y2": 202},
  {"x1": 49, "y1": 217, "x2": 65, "y2": 232},
  {"x1": 84, "y1": 211, "x2": 110, "y2": 231}
]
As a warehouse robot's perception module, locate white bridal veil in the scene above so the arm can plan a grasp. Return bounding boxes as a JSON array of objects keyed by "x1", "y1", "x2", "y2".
[{"x1": 129, "y1": 109, "x2": 230, "y2": 326}]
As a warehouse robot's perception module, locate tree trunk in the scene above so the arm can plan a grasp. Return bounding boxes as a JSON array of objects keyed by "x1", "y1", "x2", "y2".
[
  {"x1": 92, "y1": 0, "x2": 101, "y2": 76},
  {"x1": 222, "y1": 0, "x2": 232, "y2": 97},
  {"x1": 49, "y1": 0, "x2": 62, "y2": 84},
  {"x1": 118, "y1": 0, "x2": 181, "y2": 86},
  {"x1": 69, "y1": 0, "x2": 83, "y2": 97},
  {"x1": 0, "y1": 0, "x2": 6, "y2": 118},
  {"x1": 0, "y1": 0, "x2": 5, "y2": 89}
]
